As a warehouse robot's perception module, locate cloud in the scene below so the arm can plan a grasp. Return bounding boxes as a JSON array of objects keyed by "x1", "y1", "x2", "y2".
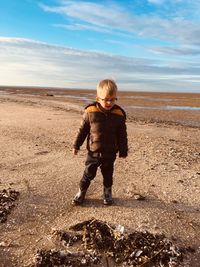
[
  {"x1": 148, "y1": 44, "x2": 200, "y2": 56},
  {"x1": 40, "y1": 1, "x2": 132, "y2": 31},
  {"x1": 40, "y1": 1, "x2": 200, "y2": 46},
  {"x1": 0, "y1": 37, "x2": 200, "y2": 92},
  {"x1": 54, "y1": 23, "x2": 113, "y2": 33}
]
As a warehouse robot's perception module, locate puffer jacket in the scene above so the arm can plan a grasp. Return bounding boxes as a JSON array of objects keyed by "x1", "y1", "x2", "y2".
[{"x1": 73, "y1": 102, "x2": 128, "y2": 157}]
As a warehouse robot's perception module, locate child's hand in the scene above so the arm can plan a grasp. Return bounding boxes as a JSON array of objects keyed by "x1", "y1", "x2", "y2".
[{"x1": 73, "y1": 148, "x2": 79, "y2": 155}]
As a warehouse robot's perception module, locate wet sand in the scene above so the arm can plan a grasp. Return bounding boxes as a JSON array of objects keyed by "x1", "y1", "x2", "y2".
[{"x1": 1, "y1": 86, "x2": 200, "y2": 127}]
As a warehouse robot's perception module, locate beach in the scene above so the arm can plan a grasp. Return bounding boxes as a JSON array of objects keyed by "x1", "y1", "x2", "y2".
[{"x1": 0, "y1": 87, "x2": 200, "y2": 266}]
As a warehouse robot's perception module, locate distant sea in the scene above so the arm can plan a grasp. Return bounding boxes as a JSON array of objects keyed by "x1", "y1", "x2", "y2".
[{"x1": 0, "y1": 86, "x2": 200, "y2": 127}]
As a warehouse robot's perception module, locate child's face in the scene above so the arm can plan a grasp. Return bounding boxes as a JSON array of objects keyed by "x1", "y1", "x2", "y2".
[{"x1": 96, "y1": 91, "x2": 117, "y2": 110}]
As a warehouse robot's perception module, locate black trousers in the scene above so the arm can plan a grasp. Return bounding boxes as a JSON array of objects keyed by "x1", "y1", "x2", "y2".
[{"x1": 79, "y1": 153, "x2": 116, "y2": 190}]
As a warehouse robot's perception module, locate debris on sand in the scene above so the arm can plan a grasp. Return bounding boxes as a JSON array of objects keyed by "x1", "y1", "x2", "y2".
[
  {"x1": 0, "y1": 189, "x2": 20, "y2": 223},
  {"x1": 52, "y1": 230, "x2": 83, "y2": 247},
  {"x1": 132, "y1": 193, "x2": 146, "y2": 201},
  {"x1": 34, "y1": 218, "x2": 190, "y2": 267},
  {"x1": 34, "y1": 249, "x2": 100, "y2": 267}
]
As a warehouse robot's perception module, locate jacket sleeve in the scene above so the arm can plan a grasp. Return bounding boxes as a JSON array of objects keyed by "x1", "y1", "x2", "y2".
[
  {"x1": 73, "y1": 112, "x2": 90, "y2": 150},
  {"x1": 117, "y1": 116, "x2": 128, "y2": 157}
]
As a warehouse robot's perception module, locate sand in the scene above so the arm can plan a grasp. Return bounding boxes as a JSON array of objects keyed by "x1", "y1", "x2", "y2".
[{"x1": 0, "y1": 88, "x2": 200, "y2": 266}]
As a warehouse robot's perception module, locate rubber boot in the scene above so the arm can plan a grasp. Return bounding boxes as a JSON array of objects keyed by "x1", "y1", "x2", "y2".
[
  {"x1": 103, "y1": 187, "x2": 113, "y2": 205},
  {"x1": 72, "y1": 189, "x2": 87, "y2": 205}
]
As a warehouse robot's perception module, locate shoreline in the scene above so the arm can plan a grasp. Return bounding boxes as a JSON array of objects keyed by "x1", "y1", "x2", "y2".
[{"x1": 1, "y1": 84, "x2": 200, "y2": 95}]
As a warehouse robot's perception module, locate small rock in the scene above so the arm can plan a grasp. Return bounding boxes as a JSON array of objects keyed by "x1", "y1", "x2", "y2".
[
  {"x1": 178, "y1": 180, "x2": 184, "y2": 183},
  {"x1": 0, "y1": 241, "x2": 7, "y2": 247},
  {"x1": 133, "y1": 194, "x2": 146, "y2": 201}
]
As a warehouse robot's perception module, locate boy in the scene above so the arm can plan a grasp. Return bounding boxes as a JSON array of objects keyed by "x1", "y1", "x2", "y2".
[{"x1": 72, "y1": 79, "x2": 128, "y2": 205}]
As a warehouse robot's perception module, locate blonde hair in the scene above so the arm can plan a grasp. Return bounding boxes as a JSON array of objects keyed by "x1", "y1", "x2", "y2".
[{"x1": 97, "y1": 79, "x2": 118, "y2": 96}]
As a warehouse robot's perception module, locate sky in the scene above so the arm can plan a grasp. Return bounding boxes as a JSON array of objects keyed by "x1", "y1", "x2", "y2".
[{"x1": 0, "y1": 0, "x2": 200, "y2": 92}]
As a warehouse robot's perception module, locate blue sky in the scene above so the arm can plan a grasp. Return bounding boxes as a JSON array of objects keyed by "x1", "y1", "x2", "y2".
[{"x1": 0, "y1": 0, "x2": 200, "y2": 92}]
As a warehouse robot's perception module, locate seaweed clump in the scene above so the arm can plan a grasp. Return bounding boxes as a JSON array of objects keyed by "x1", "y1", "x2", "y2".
[
  {"x1": 34, "y1": 218, "x2": 189, "y2": 267},
  {"x1": 0, "y1": 189, "x2": 20, "y2": 223}
]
